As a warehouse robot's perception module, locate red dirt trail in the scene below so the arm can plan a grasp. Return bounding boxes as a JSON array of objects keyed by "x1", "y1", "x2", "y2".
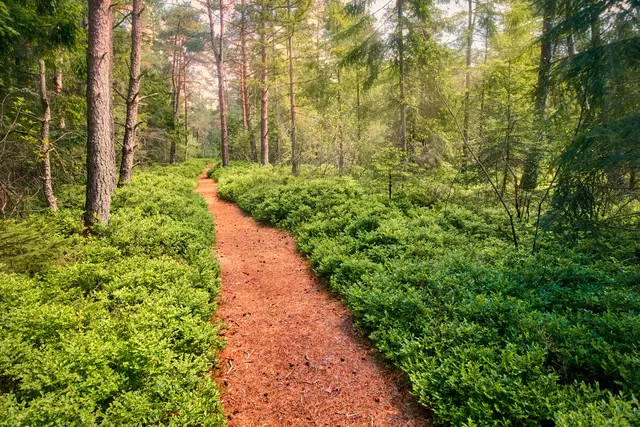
[{"x1": 196, "y1": 170, "x2": 429, "y2": 427}]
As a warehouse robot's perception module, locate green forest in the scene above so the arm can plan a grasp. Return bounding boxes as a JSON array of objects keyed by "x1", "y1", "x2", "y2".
[{"x1": 1, "y1": 0, "x2": 639, "y2": 425}]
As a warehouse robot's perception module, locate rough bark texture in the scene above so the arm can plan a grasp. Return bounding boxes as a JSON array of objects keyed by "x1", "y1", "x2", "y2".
[
  {"x1": 183, "y1": 61, "x2": 189, "y2": 160},
  {"x1": 170, "y1": 27, "x2": 182, "y2": 164},
  {"x1": 462, "y1": 0, "x2": 475, "y2": 164},
  {"x1": 240, "y1": 0, "x2": 248, "y2": 132},
  {"x1": 85, "y1": 0, "x2": 115, "y2": 227},
  {"x1": 287, "y1": 0, "x2": 297, "y2": 175},
  {"x1": 240, "y1": 1, "x2": 257, "y2": 163},
  {"x1": 207, "y1": 0, "x2": 229, "y2": 166},
  {"x1": 521, "y1": 0, "x2": 555, "y2": 191},
  {"x1": 39, "y1": 59, "x2": 57, "y2": 212},
  {"x1": 118, "y1": 0, "x2": 143, "y2": 186},
  {"x1": 397, "y1": 0, "x2": 406, "y2": 154},
  {"x1": 260, "y1": 9, "x2": 269, "y2": 166}
]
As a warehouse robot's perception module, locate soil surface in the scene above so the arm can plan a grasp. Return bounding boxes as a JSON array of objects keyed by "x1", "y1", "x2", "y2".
[{"x1": 196, "y1": 170, "x2": 430, "y2": 427}]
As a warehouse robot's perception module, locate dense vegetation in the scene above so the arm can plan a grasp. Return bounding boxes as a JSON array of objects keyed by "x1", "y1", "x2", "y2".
[
  {"x1": 0, "y1": 161, "x2": 225, "y2": 426},
  {"x1": 213, "y1": 163, "x2": 640, "y2": 426}
]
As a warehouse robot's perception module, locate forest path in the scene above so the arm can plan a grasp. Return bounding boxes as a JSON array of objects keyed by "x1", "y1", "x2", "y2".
[{"x1": 196, "y1": 169, "x2": 429, "y2": 427}]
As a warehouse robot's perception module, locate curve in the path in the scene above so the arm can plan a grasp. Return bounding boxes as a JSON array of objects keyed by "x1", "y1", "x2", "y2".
[{"x1": 196, "y1": 170, "x2": 430, "y2": 427}]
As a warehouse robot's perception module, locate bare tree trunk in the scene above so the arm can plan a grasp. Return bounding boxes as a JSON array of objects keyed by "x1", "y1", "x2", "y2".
[
  {"x1": 397, "y1": 0, "x2": 406, "y2": 154},
  {"x1": 119, "y1": 0, "x2": 143, "y2": 186},
  {"x1": 206, "y1": 0, "x2": 229, "y2": 166},
  {"x1": 240, "y1": 0, "x2": 248, "y2": 131},
  {"x1": 170, "y1": 30, "x2": 182, "y2": 164},
  {"x1": 521, "y1": 0, "x2": 555, "y2": 191},
  {"x1": 462, "y1": 0, "x2": 475, "y2": 165},
  {"x1": 356, "y1": 67, "x2": 361, "y2": 143},
  {"x1": 337, "y1": 68, "x2": 344, "y2": 175},
  {"x1": 183, "y1": 61, "x2": 189, "y2": 160},
  {"x1": 39, "y1": 59, "x2": 57, "y2": 212},
  {"x1": 287, "y1": 0, "x2": 297, "y2": 175},
  {"x1": 85, "y1": 0, "x2": 114, "y2": 227},
  {"x1": 260, "y1": 7, "x2": 269, "y2": 166},
  {"x1": 240, "y1": 1, "x2": 257, "y2": 162}
]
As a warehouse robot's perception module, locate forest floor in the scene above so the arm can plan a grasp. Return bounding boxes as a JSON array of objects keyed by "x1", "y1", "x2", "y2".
[{"x1": 195, "y1": 170, "x2": 430, "y2": 426}]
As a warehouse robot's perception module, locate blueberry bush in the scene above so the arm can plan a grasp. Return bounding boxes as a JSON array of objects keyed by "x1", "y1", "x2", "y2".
[
  {"x1": 213, "y1": 163, "x2": 640, "y2": 426},
  {"x1": 0, "y1": 161, "x2": 225, "y2": 426}
]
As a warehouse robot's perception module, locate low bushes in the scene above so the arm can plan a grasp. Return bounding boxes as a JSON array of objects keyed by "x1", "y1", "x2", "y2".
[
  {"x1": 213, "y1": 163, "x2": 640, "y2": 426},
  {"x1": 0, "y1": 161, "x2": 225, "y2": 426}
]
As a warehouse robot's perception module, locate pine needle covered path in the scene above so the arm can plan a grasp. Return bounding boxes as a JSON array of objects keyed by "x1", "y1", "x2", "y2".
[{"x1": 196, "y1": 169, "x2": 429, "y2": 426}]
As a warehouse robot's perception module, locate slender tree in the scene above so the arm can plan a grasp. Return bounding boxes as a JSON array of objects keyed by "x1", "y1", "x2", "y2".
[
  {"x1": 206, "y1": 0, "x2": 229, "y2": 166},
  {"x1": 85, "y1": 0, "x2": 115, "y2": 227},
  {"x1": 119, "y1": 0, "x2": 144, "y2": 186},
  {"x1": 259, "y1": 1, "x2": 269, "y2": 166},
  {"x1": 38, "y1": 59, "x2": 57, "y2": 211},
  {"x1": 287, "y1": 0, "x2": 298, "y2": 174}
]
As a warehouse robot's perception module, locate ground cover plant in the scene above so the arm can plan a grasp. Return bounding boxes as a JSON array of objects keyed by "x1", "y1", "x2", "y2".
[
  {"x1": 0, "y1": 161, "x2": 225, "y2": 426},
  {"x1": 213, "y1": 163, "x2": 640, "y2": 426}
]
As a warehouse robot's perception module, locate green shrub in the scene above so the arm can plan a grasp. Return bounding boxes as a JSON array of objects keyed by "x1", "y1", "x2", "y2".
[
  {"x1": 0, "y1": 160, "x2": 225, "y2": 426},
  {"x1": 215, "y1": 163, "x2": 640, "y2": 426}
]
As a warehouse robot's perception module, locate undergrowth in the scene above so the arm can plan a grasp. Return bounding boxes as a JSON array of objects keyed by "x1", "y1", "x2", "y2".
[
  {"x1": 0, "y1": 160, "x2": 225, "y2": 426},
  {"x1": 213, "y1": 163, "x2": 640, "y2": 426}
]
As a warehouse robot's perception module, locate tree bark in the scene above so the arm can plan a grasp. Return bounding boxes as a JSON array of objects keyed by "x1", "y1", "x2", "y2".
[
  {"x1": 287, "y1": 0, "x2": 297, "y2": 175},
  {"x1": 85, "y1": 0, "x2": 115, "y2": 227},
  {"x1": 170, "y1": 27, "x2": 182, "y2": 164},
  {"x1": 397, "y1": 0, "x2": 406, "y2": 154},
  {"x1": 260, "y1": 6, "x2": 269, "y2": 166},
  {"x1": 183, "y1": 60, "x2": 189, "y2": 160},
  {"x1": 337, "y1": 68, "x2": 344, "y2": 175},
  {"x1": 119, "y1": 0, "x2": 143, "y2": 186},
  {"x1": 39, "y1": 59, "x2": 57, "y2": 212},
  {"x1": 462, "y1": 0, "x2": 475, "y2": 165},
  {"x1": 240, "y1": 0, "x2": 248, "y2": 131},
  {"x1": 206, "y1": 0, "x2": 229, "y2": 166},
  {"x1": 521, "y1": 0, "x2": 555, "y2": 191}
]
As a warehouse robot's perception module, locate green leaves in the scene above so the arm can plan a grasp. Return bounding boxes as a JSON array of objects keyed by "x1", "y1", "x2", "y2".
[
  {"x1": 216, "y1": 163, "x2": 640, "y2": 426},
  {"x1": 0, "y1": 160, "x2": 224, "y2": 426}
]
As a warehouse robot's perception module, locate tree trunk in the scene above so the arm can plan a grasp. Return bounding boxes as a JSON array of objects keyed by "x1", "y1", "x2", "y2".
[
  {"x1": 397, "y1": 0, "x2": 406, "y2": 154},
  {"x1": 356, "y1": 67, "x2": 361, "y2": 142},
  {"x1": 521, "y1": 0, "x2": 555, "y2": 191},
  {"x1": 240, "y1": 1, "x2": 257, "y2": 162},
  {"x1": 260, "y1": 7, "x2": 269, "y2": 166},
  {"x1": 39, "y1": 59, "x2": 57, "y2": 212},
  {"x1": 206, "y1": 0, "x2": 229, "y2": 166},
  {"x1": 170, "y1": 29, "x2": 182, "y2": 164},
  {"x1": 240, "y1": 0, "x2": 248, "y2": 131},
  {"x1": 462, "y1": 0, "x2": 475, "y2": 165},
  {"x1": 287, "y1": 0, "x2": 298, "y2": 175},
  {"x1": 118, "y1": 0, "x2": 143, "y2": 186},
  {"x1": 337, "y1": 68, "x2": 344, "y2": 175},
  {"x1": 85, "y1": 0, "x2": 115, "y2": 227},
  {"x1": 184, "y1": 60, "x2": 189, "y2": 160}
]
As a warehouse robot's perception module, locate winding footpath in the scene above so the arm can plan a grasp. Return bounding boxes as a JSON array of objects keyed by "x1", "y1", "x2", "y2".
[{"x1": 196, "y1": 170, "x2": 429, "y2": 426}]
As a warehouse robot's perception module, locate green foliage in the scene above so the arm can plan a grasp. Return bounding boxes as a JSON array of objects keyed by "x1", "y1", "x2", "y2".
[
  {"x1": 216, "y1": 164, "x2": 640, "y2": 426},
  {"x1": 0, "y1": 160, "x2": 225, "y2": 426}
]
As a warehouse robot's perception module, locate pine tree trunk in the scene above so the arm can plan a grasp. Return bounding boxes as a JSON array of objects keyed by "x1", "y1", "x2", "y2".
[
  {"x1": 170, "y1": 31, "x2": 182, "y2": 164},
  {"x1": 521, "y1": 0, "x2": 555, "y2": 191},
  {"x1": 39, "y1": 59, "x2": 57, "y2": 212},
  {"x1": 397, "y1": 0, "x2": 406, "y2": 154},
  {"x1": 119, "y1": 0, "x2": 143, "y2": 186},
  {"x1": 240, "y1": 0, "x2": 248, "y2": 131},
  {"x1": 337, "y1": 68, "x2": 344, "y2": 176},
  {"x1": 462, "y1": 0, "x2": 475, "y2": 165},
  {"x1": 260, "y1": 8, "x2": 269, "y2": 166},
  {"x1": 288, "y1": 0, "x2": 297, "y2": 175},
  {"x1": 85, "y1": 0, "x2": 115, "y2": 227},
  {"x1": 184, "y1": 61, "x2": 189, "y2": 160},
  {"x1": 206, "y1": 0, "x2": 229, "y2": 166}
]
